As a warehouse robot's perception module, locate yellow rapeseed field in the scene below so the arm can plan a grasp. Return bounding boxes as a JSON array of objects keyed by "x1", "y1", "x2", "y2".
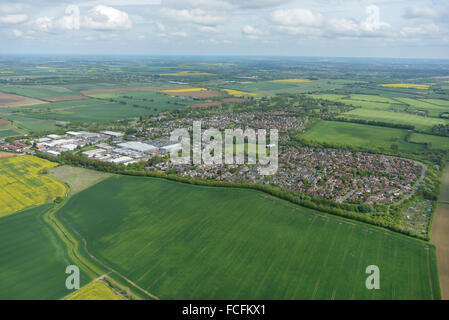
[
  {"x1": 159, "y1": 71, "x2": 215, "y2": 76},
  {"x1": 379, "y1": 83, "x2": 429, "y2": 90},
  {"x1": 0, "y1": 155, "x2": 66, "y2": 217},
  {"x1": 161, "y1": 87, "x2": 208, "y2": 93},
  {"x1": 222, "y1": 89, "x2": 258, "y2": 97},
  {"x1": 65, "y1": 281, "x2": 124, "y2": 300},
  {"x1": 271, "y1": 79, "x2": 312, "y2": 83}
]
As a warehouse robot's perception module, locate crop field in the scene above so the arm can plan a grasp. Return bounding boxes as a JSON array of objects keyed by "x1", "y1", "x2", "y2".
[
  {"x1": 339, "y1": 109, "x2": 449, "y2": 132},
  {"x1": 65, "y1": 281, "x2": 123, "y2": 300},
  {"x1": 220, "y1": 79, "x2": 358, "y2": 96},
  {"x1": 0, "y1": 204, "x2": 91, "y2": 300},
  {"x1": 57, "y1": 176, "x2": 440, "y2": 300},
  {"x1": 0, "y1": 114, "x2": 58, "y2": 133},
  {"x1": 0, "y1": 85, "x2": 78, "y2": 99},
  {"x1": 42, "y1": 95, "x2": 89, "y2": 102},
  {"x1": 11, "y1": 98, "x2": 183, "y2": 122},
  {"x1": 301, "y1": 120, "x2": 425, "y2": 153},
  {"x1": 0, "y1": 155, "x2": 66, "y2": 217},
  {"x1": 0, "y1": 129, "x2": 20, "y2": 138},
  {"x1": 80, "y1": 86, "x2": 161, "y2": 95},
  {"x1": 223, "y1": 89, "x2": 259, "y2": 97},
  {"x1": 159, "y1": 71, "x2": 215, "y2": 76},
  {"x1": 271, "y1": 79, "x2": 312, "y2": 83},
  {"x1": 408, "y1": 133, "x2": 449, "y2": 150},
  {"x1": 47, "y1": 165, "x2": 112, "y2": 196},
  {"x1": 0, "y1": 151, "x2": 17, "y2": 159},
  {"x1": 379, "y1": 84, "x2": 429, "y2": 90},
  {"x1": 0, "y1": 92, "x2": 47, "y2": 108},
  {"x1": 161, "y1": 88, "x2": 222, "y2": 98}
]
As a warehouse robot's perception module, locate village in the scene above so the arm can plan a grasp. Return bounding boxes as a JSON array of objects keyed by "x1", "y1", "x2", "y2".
[{"x1": 0, "y1": 110, "x2": 423, "y2": 206}]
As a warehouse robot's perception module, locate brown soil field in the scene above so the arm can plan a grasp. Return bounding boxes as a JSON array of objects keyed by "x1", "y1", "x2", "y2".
[
  {"x1": 0, "y1": 118, "x2": 9, "y2": 126},
  {"x1": 432, "y1": 163, "x2": 449, "y2": 299},
  {"x1": 166, "y1": 90, "x2": 221, "y2": 98},
  {"x1": 192, "y1": 97, "x2": 245, "y2": 108},
  {"x1": 81, "y1": 87, "x2": 161, "y2": 95},
  {"x1": 0, "y1": 152, "x2": 19, "y2": 159},
  {"x1": 0, "y1": 92, "x2": 47, "y2": 108},
  {"x1": 41, "y1": 95, "x2": 90, "y2": 102}
]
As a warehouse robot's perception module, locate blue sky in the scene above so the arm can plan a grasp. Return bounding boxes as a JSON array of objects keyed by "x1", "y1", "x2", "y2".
[{"x1": 0, "y1": 0, "x2": 448, "y2": 58}]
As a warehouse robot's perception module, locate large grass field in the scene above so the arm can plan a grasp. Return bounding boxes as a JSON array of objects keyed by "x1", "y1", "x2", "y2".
[
  {"x1": 0, "y1": 85, "x2": 79, "y2": 99},
  {"x1": 57, "y1": 175, "x2": 440, "y2": 299},
  {"x1": 409, "y1": 133, "x2": 449, "y2": 150},
  {"x1": 311, "y1": 94, "x2": 449, "y2": 117},
  {"x1": 0, "y1": 204, "x2": 91, "y2": 299},
  {"x1": 5, "y1": 92, "x2": 194, "y2": 123},
  {"x1": 339, "y1": 109, "x2": 449, "y2": 132},
  {"x1": 301, "y1": 120, "x2": 425, "y2": 153},
  {"x1": 0, "y1": 155, "x2": 66, "y2": 217}
]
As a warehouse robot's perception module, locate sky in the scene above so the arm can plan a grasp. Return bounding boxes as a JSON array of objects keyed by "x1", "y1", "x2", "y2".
[{"x1": 0, "y1": 0, "x2": 448, "y2": 59}]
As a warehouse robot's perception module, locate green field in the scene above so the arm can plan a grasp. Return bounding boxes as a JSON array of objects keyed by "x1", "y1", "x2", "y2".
[
  {"x1": 1, "y1": 113, "x2": 58, "y2": 132},
  {"x1": 0, "y1": 86, "x2": 79, "y2": 99},
  {"x1": 57, "y1": 176, "x2": 440, "y2": 299},
  {"x1": 3, "y1": 92, "x2": 193, "y2": 123},
  {"x1": 310, "y1": 94, "x2": 449, "y2": 117},
  {"x1": 217, "y1": 79, "x2": 356, "y2": 96},
  {"x1": 0, "y1": 204, "x2": 91, "y2": 299},
  {"x1": 301, "y1": 120, "x2": 425, "y2": 153},
  {"x1": 0, "y1": 129, "x2": 20, "y2": 137},
  {"x1": 409, "y1": 133, "x2": 449, "y2": 150},
  {"x1": 339, "y1": 109, "x2": 449, "y2": 132}
]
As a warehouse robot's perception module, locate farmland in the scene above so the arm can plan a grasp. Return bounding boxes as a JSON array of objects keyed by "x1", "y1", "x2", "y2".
[
  {"x1": 57, "y1": 176, "x2": 440, "y2": 300},
  {"x1": 409, "y1": 133, "x2": 449, "y2": 150},
  {"x1": 301, "y1": 120, "x2": 425, "y2": 153},
  {"x1": 8, "y1": 97, "x2": 189, "y2": 123},
  {"x1": 65, "y1": 281, "x2": 123, "y2": 300},
  {"x1": 0, "y1": 91, "x2": 47, "y2": 108},
  {"x1": 0, "y1": 155, "x2": 65, "y2": 217},
  {"x1": 338, "y1": 109, "x2": 449, "y2": 132},
  {"x1": 0, "y1": 204, "x2": 91, "y2": 300},
  {"x1": 380, "y1": 84, "x2": 429, "y2": 90}
]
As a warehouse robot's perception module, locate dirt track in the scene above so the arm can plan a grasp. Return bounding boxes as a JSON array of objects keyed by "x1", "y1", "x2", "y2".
[{"x1": 431, "y1": 163, "x2": 449, "y2": 299}]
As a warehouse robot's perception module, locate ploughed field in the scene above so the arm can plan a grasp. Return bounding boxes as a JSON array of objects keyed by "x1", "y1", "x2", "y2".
[{"x1": 57, "y1": 175, "x2": 440, "y2": 300}]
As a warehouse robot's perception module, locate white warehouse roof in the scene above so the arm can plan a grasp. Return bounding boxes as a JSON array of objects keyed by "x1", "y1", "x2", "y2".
[{"x1": 118, "y1": 141, "x2": 157, "y2": 153}]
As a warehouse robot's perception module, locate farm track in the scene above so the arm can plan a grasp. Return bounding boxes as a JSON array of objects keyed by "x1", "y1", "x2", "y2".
[{"x1": 42, "y1": 173, "x2": 159, "y2": 300}]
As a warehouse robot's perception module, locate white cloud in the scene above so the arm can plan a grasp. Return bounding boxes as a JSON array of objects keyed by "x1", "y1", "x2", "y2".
[
  {"x1": 403, "y1": 5, "x2": 440, "y2": 20},
  {"x1": 360, "y1": 5, "x2": 391, "y2": 34},
  {"x1": 328, "y1": 18, "x2": 359, "y2": 36},
  {"x1": 170, "y1": 31, "x2": 188, "y2": 37},
  {"x1": 327, "y1": 5, "x2": 392, "y2": 37},
  {"x1": 164, "y1": 8, "x2": 228, "y2": 25},
  {"x1": 59, "y1": 5, "x2": 80, "y2": 30},
  {"x1": 35, "y1": 16, "x2": 53, "y2": 32},
  {"x1": 84, "y1": 5, "x2": 132, "y2": 30},
  {"x1": 11, "y1": 29, "x2": 22, "y2": 37},
  {"x1": 198, "y1": 25, "x2": 219, "y2": 33},
  {"x1": 400, "y1": 24, "x2": 440, "y2": 37},
  {"x1": 0, "y1": 14, "x2": 28, "y2": 25},
  {"x1": 242, "y1": 25, "x2": 263, "y2": 36},
  {"x1": 271, "y1": 8, "x2": 323, "y2": 27}
]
